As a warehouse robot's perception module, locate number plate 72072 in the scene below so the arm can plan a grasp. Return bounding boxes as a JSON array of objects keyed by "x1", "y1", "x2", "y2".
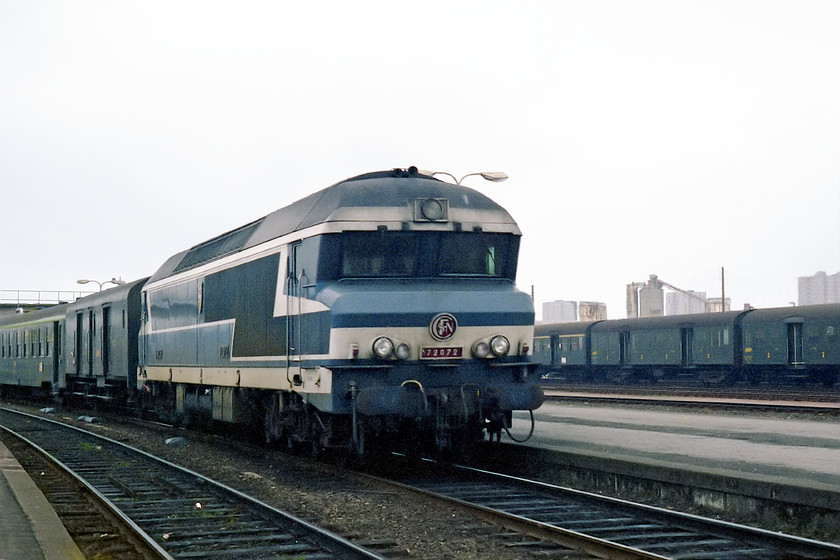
[{"x1": 420, "y1": 347, "x2": 463, "y2": 359}]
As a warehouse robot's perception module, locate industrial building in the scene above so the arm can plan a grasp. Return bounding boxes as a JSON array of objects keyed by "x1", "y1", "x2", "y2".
[
  {"x1": 541, "y1": 299, "x2": 607, "y2": 323},
  {"x1": 627, "y1": 275, "x2": 730, "y2": 318}
]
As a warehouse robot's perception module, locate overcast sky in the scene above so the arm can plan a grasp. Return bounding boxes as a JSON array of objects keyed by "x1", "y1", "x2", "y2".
[{"x1": 2, "y1": 1, "x2": 839, "y2": 318}]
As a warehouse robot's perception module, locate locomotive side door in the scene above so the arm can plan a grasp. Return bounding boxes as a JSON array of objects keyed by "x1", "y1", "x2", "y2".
[{"x1": 286, "y1": 242, "x2": 303, "y2": 386}]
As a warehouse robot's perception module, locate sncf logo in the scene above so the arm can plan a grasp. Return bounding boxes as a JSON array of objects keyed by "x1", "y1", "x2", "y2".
[{"x1": 429, "y1": 313, "x2": 458, "y2": 341}]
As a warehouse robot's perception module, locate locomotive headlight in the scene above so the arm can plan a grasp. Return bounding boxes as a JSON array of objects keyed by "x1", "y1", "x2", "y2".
[
  {"x1": 372, "y1": 337, "x2": 394, "y2": 359},
  {"x1": 395, "y1": 342, "x2": 411, "y2": 360},
  {"x1": 490, "y1": 335, "x2": 510, "y2": 357},
  {"x1": 473, "y1": 341, "x2": 491, "y2": 359}
]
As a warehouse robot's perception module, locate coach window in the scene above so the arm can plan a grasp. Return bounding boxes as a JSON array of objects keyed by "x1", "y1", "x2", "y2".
[{"x1": 710, "y1": 328, "x2": 722, "y2": 348}]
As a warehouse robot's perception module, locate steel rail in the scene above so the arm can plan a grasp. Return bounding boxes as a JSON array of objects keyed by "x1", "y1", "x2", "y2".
[
  {"x1": 366, "y1": 470, "x2": 667, "y2": 560},
  {"x1": 541, "y1": 381, "x2": 840, "y2": 404},
  {"x1": 542, "y1": 390, "x2": 840, "y2": 415},
  {"x1": 452, "y1": 464, "x2": 840, "y2": 558}
]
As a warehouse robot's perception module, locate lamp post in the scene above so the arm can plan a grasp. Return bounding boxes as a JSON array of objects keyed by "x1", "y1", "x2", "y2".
[
  {"x1": 422, "y1": 170, "x2": 509, "y2": 185},
  {"x1": 77, "y1": 278, "x2": 126, "y2": 292}
]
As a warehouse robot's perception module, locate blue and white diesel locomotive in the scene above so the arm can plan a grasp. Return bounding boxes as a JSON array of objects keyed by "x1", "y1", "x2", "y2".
[{"x1": 133, "y1": 167, "x2": 543, "y2": 452}]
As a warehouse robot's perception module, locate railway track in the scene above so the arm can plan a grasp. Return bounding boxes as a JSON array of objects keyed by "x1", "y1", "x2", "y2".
[
  {"x1": 541, "y1": 381, "x2": 840, "y2": 402},
  {"x1": 0, "y1": 406, "x2": 386, "y2": 560},
  {"x1": 5, "y1": 402, "x2": 840, "y2": 559},
  {"x1": 541, "y1": 382, "x2": 840, "y2": 414},
  {"x1": 375, "y1": 459, "x2": 840, "y2": 560}
]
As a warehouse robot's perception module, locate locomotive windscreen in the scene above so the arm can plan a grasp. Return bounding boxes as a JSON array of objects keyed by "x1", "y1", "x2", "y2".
[{"x1": 324, "y1": 231, "x2": 519, "y2": 280}]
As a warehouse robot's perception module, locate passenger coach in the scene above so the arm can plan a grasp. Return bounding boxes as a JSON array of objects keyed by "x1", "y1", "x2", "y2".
[
  {"x1": 537, "y1": 304, "x2": 840, "y2": 387},
  {"x1": 0, "y1": 304, "x2": 67, "y2": 395},
  {"x1": 64, "y1": 278, "x2": 147, "y2": 403}
]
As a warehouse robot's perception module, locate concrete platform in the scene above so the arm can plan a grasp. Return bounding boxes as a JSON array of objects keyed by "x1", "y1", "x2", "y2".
[
  {"x1": 509, "y1": 402, "x2": 840, "y2": 511},
  {"x1": 0, "y1": 440, "x2": 83, "y2": 560}
]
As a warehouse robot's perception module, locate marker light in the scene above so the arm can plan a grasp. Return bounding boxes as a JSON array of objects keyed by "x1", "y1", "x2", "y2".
[
  {"x1": 473, "y1": 341, "x2": 491, "y2": 359},
  {"x1": 395, "y1": 343, "x2": 411, "y2": 360}
]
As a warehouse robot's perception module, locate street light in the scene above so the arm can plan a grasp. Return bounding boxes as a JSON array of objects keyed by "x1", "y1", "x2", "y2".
[
  {"x1": 77, "y1": 278, "x2": 126, "y2": 292},
  {"x1": 421, "y1": 170, "x2": 509, "y2": 185}
]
